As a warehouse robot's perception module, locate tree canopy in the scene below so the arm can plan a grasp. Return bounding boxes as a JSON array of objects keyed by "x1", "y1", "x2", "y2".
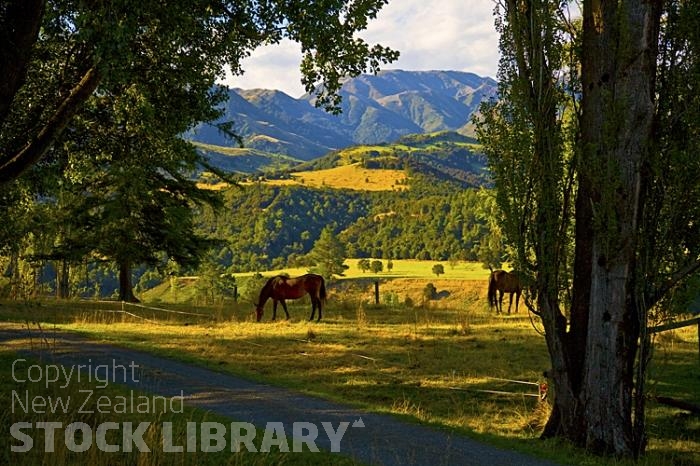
[
  {"x1": 0, "y1": 0, "x2": 398, "y2": 184},
  {"x1": 307, "y1": 226, "x2": 349, "y2": 279}
]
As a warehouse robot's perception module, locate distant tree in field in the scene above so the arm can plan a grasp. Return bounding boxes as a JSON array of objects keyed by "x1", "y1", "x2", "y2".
[
  {"x1": 370, "y1": 260, "x2": 383, "y2": 274},
  {"x1": 387, "y1": 259, "x2": 394, "y2": 273},
  {"x1": 194, "y1": 260, "x2": 224, "y2": 305},
  {"x1": 242, "y1": 273, "x2": 267, "y2": 305},
  {"x1": 448, "y1": 257, "x2": 459, "y2": 270},
  {"x1": 357, "y1": 258, "x2": 371, "y2": 273},
  {"x1": 193, "y1": 255, "x2": 238, "y2": 304},
  {"x1": 308, "y1": 226, "x2": 348, "y2": 279},
  {"x1": 432, "y1": 264, "x2": 445, "y2": 277}
]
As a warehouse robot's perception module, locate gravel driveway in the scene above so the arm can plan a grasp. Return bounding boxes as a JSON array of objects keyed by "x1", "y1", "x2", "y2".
[{"x1": 2, "y1": 326, "x2": 558, "y2": 466}]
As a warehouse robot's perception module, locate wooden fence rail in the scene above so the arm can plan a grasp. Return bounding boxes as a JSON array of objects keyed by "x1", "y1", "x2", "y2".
[{"x1": 648, "y1": 315, "x2": 700, "y2": 363}]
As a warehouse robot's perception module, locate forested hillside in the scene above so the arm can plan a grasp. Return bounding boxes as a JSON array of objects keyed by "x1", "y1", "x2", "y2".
[
  {"x1": 197, "y1": 183, "x2": 371, "y2": 271},
  {"x1": 0, "y1": 128, "x2": 499, "y2": 299},
  {"x1": 340, "y1": 185, "x2": 493, "y2": 261},
  {"x1": 194, "y1": 176, "x2": 498, "y2": 272},
  {"x1": 187, "y1": 132, "x2": 495, "y2": 272}
]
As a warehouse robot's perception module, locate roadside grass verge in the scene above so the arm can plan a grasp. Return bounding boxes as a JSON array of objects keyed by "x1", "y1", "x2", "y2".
[{"x1": 0, "y1": 348, "x2": 358, "y2": 466}]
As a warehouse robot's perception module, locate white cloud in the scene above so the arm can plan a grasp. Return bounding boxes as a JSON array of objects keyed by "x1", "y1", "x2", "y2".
[
  {"x1": 223, "y1": 39, "x2": 304, "y2": 96},
  {"x1": 223, "y1": 0, "x2": 500, "y2": 97}
]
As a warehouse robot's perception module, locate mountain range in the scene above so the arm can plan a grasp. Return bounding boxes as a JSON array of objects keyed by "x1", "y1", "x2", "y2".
[{"x1": 189, "y1": 70, "x2": 497, "y2": 166}]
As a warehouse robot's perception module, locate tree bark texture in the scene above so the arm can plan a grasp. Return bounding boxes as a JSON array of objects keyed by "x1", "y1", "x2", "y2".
[
  {"x1": 578, "y1": 0, "x2": 661, "y2": 456},
  {"x1": 118, "y1": 260, "x2": 139, "y2": 303}
]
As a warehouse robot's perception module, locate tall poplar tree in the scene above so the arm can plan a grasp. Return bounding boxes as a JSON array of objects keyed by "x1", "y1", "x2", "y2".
[{"x1": 477, "y1": 0, "x2": 700, "y2": 457}]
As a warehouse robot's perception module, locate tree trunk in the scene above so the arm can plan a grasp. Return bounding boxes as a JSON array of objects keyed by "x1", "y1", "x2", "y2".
[
  {"x1": 574, "y1": 0, "x2": 661, "y2": 457},
  {"x1": 56, "y1": 260, "x2": 70, "y2": 299},
  {"x1": 0, "y1": 0, "x2": 45, "y2": 123},
  {"x1": 118, "y1": 260, "x2": 139, "y2": 303},
  {"x1": 538, "y1": 0, "x2": 662, "y2": 457}
]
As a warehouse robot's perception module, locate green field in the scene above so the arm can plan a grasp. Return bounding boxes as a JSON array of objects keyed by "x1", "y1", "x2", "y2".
[
  {"x1": 141, "y1": 260, "x2": 495, "y2": 308},
  {"x1": 231, "y1": 259, "x2": 492, "y2": 280}
]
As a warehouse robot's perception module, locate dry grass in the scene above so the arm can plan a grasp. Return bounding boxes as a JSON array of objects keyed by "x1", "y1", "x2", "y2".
[
  {"x1": 60, "y1": 307, "x2": 552, "y2": 439},
  {"x1": 254, "y1": 163, "x2": 408, "y2": 191},
  {"x1": 1, "y1": 295, "x2": 698, "y2": 466}
]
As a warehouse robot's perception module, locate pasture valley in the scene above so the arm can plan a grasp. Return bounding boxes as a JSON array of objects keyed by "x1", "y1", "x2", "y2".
[
  {"x1": 2, "y1": 152, "x2": 699, "y2": 464},
  {"x1": 4, "y1": 1, "x2": 700, "y2": 464},
  {"x1": 1, "y1": 70, "x2": 698, "y2": 465}
]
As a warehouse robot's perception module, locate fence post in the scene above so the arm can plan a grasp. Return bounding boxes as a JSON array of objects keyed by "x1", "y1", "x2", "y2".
[{"x1": 374, "y1": 281, "x2": 379, "y2": 305}]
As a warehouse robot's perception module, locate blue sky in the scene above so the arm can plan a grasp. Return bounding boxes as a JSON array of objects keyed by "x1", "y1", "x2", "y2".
[{"x1": 223, "y1": 0, "x2": 501, "y2": 97}]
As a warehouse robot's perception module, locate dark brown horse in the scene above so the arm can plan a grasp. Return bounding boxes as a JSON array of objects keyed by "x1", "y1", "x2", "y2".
[
  {"x1": 255, "y1": 274, "x2": 327, "y2": 322},
  {"x1": 487, "y1": 270, "x2": 522, "y2": 315}
]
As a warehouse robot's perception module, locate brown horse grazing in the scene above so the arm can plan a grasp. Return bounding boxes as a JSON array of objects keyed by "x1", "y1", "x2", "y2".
[
  {"x1": 487, "y1": 270, "x2": 522, "y2": 315},
  {"x1": 255, "y1": 274, "x2": 326, "y2": 322}
]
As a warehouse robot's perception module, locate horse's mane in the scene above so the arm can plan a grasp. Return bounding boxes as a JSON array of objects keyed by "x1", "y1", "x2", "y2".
[
  {"x1": 262, "y1": 275, "x2": 287, "y2": 287},
  {"x1": 257, "y1": 275, "x2": 288, "y2": 303},
  {"x1": 256, "y1": 276, "x2": 277, "y2": 307}
]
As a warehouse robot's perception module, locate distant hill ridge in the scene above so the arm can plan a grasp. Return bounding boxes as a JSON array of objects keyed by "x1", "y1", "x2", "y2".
[
  {"x1": 190, "y1": 70, "x2": 497, "y2": 162},
  {"x1": 294, "y1": 131, "x2": 489, "y2": 188}
]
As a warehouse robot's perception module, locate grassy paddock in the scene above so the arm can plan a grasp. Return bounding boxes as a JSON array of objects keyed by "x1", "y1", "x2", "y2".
[
  {"x1": 142, "y1": 260, "x2": 494, "y2": 307},
  {"x1": 229, "y1": 259, "x2": 494, "y2": 280},
  {"x1": 1, "y1": 293, "x2": 698, "y2": 466}
]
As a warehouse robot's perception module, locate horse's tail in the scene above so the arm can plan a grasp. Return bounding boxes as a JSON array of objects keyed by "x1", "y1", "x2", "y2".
[
  {"x1": 319, "y1": 277, "x2": 327, "y2": 304},
  {"x1": 487, "y1": 272, "x2": 497, "y2": 308}
]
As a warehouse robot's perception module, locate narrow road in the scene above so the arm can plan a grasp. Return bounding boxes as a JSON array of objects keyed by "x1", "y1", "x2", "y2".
[{"x1": 2, "y1": 326, "x2": 558, "y2": 466}]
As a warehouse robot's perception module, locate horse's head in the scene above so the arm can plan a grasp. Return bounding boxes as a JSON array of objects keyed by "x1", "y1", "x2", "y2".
[{"x1": 255, "y1": 304, "x2": 264, "y2": 322}]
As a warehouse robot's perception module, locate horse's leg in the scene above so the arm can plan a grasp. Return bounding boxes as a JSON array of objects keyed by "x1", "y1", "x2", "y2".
[
  {"x1": 507, "y1": 292, "x2": 513, "y2": 315},
  {"x1": 308, "y1": 299, "x2": 316, "y2": 321},
  {"x1": 280, "y1": 299, "x2": 290, "y2": 319},
  {"x1": 497, "y1": 290, "x2": 504, "y2": 314},
  {"x1": 272, "y1": 300, "x2": 277, "y2": 321},
  {"x1": 309, "y1": 297, "x2": 321, "y2": 321},
  {"x1": 515, "y1": 290, "x2": 521, "y2": 314}
]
